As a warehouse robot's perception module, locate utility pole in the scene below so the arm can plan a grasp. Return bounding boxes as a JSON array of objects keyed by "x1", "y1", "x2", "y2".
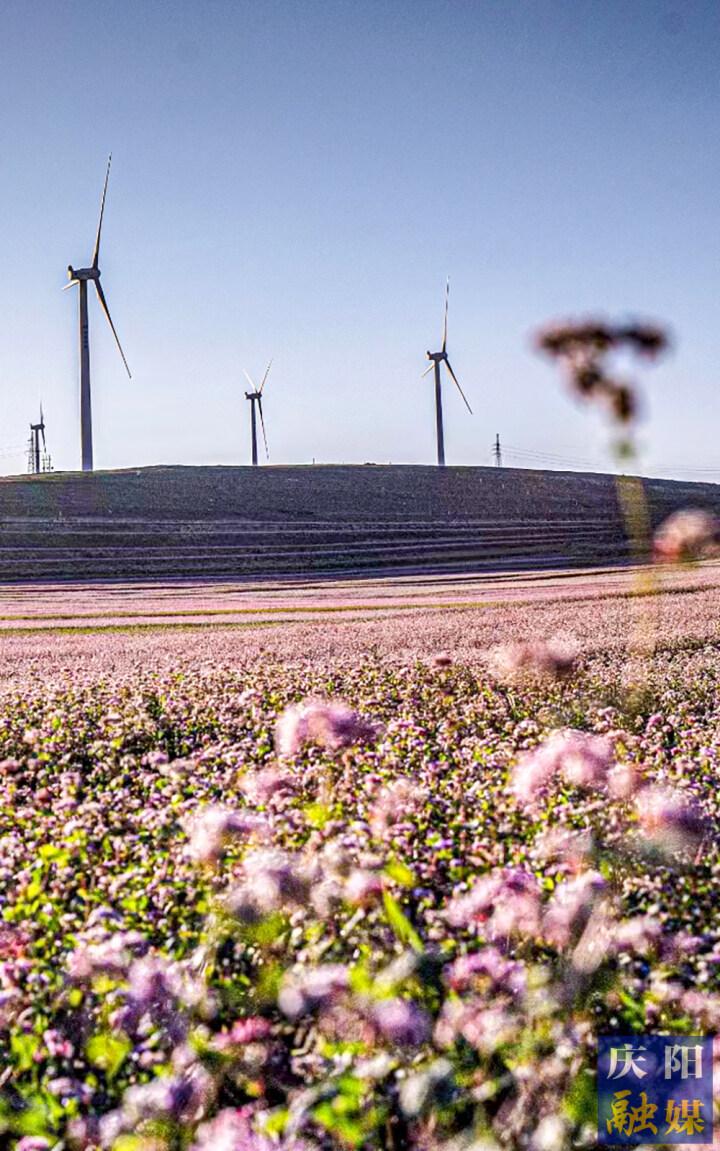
[{"x1": 493, "y1": 433, "x2": 502, "y2": 467}]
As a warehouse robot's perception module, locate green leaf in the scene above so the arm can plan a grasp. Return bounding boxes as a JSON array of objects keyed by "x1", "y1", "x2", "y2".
[
  {"x1": 382, "y1": 891, "x2": 423, "y2": 953},
  {"x1": 10, "y1": 1032, "x2": 39, "y2": 1072},
  {"x1": 384, "y1": 859, "x2": 416, "y2": 888},
  {"x1": 303, "y1": 802, "x2": 333, "y2": 829},
  {"x1": 86, "y1": 1032, "x2": 131, "y2": 1078}
]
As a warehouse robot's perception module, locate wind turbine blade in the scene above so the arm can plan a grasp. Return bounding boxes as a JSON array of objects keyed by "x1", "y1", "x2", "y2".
[
  {"x1": 63, "y1": 280, "x2": 78, "y2": 291},
  {"x1": 94, "y1": 280, "x2": 132, "y2": 378},
  {"x1": 258, "y1": 358, "x2": 273, "y2": 395},
  {"x1": 242, "y1": 369, "x2": 256, "y2": 390},
  {"x1": 442, "y1": 277, "x2": 449, "y2": 354},
  {"x1": 421, "y1": 363, "x2": 434, "y2": 378},
  {"x1": 445, "y1": 359, "x2": 472, "y2": 414},
  {"x1": 258, "y1": 396, "x2": 269, "y2": 458},
  {"x1": 92, "y1": 154, "x2": 112, "y2": 269}
]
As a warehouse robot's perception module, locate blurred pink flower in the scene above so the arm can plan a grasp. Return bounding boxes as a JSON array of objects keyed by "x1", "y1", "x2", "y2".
[
  {"x1": 370, "y1": 997, "x2": 431, "y2": 1047},
  {"x1": 607, "y1": 761, "x2": 639, "y2": 799},
  {"x1": 0, "y1": 925, "x2": 30, "y2": 959},
  {"x1": 275, "y1": 697, "x2": 381, "y2": 757},
  {"x1": 369, "y1": 777, "x2": 422, "y2": 838},
  {"x1": 533, "y1": 826, "x2": 593, "y2": 870},
  {"x1": 446, "y1": 947, "x2": 526, "y2": 996},
  {"x1": 435, "y1": 997, "x2": 517, "y2": 1054},
  {"x1": 238, "y1": 767, "x2": 293, "y2": 805},
  {"x1": 185, "y1": 805, "x2": 269, "y2": 865},
  {"x1": 512, "y1": 729, "x2": 614, "y2": 804},
  {"x1": 634, "y1": 785, "x2": 706, "y2": 853},
  {"x1": 227, "y1": 849, "x2": 311, "y2": 922},
  {"x1": 611, "y1": 915, "x2": 663, "y2": 956},
  {"x1": 653, "y1": 508, "x2": 720, "y2": 563},
  {"x1": 66, "y1": 929, "x2": 147, "y2": 982},
  {"x1": 447, "y1": 867, "x2": 541, "y2": 938},
  {"x1": 278, "y1": 964, "x2": 350, "y2": 1019},
  {"x1": 190, "y1": 1107, "x2": 309, "y2": 1151},
  {"x1": 344, "y1": 868, "x2": 383, "y2": 906},
  {"x1": 213, "y1": 1017, "x2": 272, "y2": 1050},
  {"x1": 432, "y1": 652, "x2": 453, "y2": 668},
  {"x1": 489, "y1": 637, "x2": 577, "y2": 680},
  {"x1": 542, "y1": 871, "x2": 607, "y2": 950}
]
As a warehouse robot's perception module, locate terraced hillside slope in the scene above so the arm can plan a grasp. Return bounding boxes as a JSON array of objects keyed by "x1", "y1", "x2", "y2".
[{"x1": 0, "y1": 464, "x2": 718, "y2": 581}]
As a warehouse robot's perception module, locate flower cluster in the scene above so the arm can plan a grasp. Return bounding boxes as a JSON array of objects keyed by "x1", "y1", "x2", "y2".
[
  {"x1": 0, "y1": 584, "x2": 720, "y2": 1150},
  {"x1": 653, "y1": 507, "x2": 720, "y2": 563},
  {"x1": 535, "y1": 316, "x2": 670, "y2": 424}
]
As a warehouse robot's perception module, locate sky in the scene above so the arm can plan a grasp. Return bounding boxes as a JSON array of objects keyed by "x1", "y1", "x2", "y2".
[{"x1": 1, "y1": 0, "x2": 719, "y2": 479}]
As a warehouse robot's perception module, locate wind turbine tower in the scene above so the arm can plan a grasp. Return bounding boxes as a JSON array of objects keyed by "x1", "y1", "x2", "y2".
[
  {"x1": 244, "y1": 361, "x2": 272, "y2": 465},
  {"x1": 65, "y1": 155, "x2": 131, "y2": 472},
  {"x1": 423, "y1": 279, "x2": 472, "y2": 466}
]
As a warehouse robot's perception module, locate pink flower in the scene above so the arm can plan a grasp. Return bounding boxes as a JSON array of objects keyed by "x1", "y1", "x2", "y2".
[
  {"x1": 0, "y1": 925, "x2": 30, "y2": 959},
  {"x1": 435, "y1": 998, "x2": 517, "y2": 1053},
  {"x1": 369, "y1": 777, "x2": 422, "y2": 838},
  {"x1": 43, "y1": 1028, "x2": 73, "y2": 1059},
  {"x1": 634, "y1": 786, "x2": 706, "y2": 853},
  {"x1": 611, "y1": 916, "x2": 663, "y2": 956},
  {"x1": 66, "y1": 929, "x2": 147, "y2": 981},
  {"x1": 370, "y1": 997, "x2": 430, "y2": 1047},
  {"x1": 489, "y1": 638, "x2": 577, "y2": 680},
  {"x1": 213, "y1": 1017, "x2": 272, "y2": 1050},
  {"x1": 447, "y1": 868, "x2": 541, "y2": 939},
  {"x1": 278, "y1": 964, "x2": 350, "y2": 1019},
  {"x1": 239, "y1": 768, "x2": 293, "y2": 805},
  {"x1": 446, "y1": 948, "x2": 526, "y2": 996},
  {"x1": 227, "y1": 849, "x2": 310, "y2": 921},
  {"x1": 185, "y1": 805, "x2": 269, "y2": 865},
  {"x1": 144, "y1": 750, "x2": 169, "y2": 768},
  {"x1": 275, "y1": 697, "x2": 381, "y2": 757},
  {"x1": 653, "y1": 509, "x2": 720, "y2": 562},
  {"x1": 533, "y1": 826, "x2": 592, "y2": 869},
  {"x1": 190, "y1": 1108, "x2": 309, "y2": 1151},
  {"x1": 607, "y1": 761, "x2": 639, "y2": 799},
  {"x1": 432, "y1": 652, "x2": 453, "y2": 668},
  {"x1": 512, "y1": 730, "x2": 614, "y2": 804},
  {"x1": 543, "y1": 871, "x2": 607, "y2": 950},
  {"x1": 344, "y1": 868, "x2": 383, "y2": 906}
]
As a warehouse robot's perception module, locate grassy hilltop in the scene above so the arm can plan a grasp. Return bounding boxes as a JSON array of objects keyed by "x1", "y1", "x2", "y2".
[{"x1": 0, "y1": 463, "x2": 719, "y2": 581}]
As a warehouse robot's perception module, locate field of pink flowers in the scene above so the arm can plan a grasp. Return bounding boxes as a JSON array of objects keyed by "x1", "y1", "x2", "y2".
[{"x1": 3, "y1": 560, "x2": 720, "y2": 1150}]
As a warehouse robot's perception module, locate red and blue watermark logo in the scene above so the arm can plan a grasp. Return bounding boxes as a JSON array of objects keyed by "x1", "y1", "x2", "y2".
[{"x1": 598, "y1": 1036, "x2": 713, "y2": 1143}]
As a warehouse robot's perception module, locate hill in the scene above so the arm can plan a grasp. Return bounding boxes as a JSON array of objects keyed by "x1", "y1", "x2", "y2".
[{"x1": 0, "y1": 463, "x2": 718, "y2": 582}]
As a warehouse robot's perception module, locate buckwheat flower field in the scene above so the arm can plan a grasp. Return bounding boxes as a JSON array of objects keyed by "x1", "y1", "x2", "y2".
[{"x1": 4, "y1": 564, "x2": 720, "y2": 1150}]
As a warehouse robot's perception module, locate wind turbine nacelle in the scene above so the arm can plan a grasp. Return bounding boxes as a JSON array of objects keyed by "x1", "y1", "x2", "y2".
[{"x1": 67, "y1": 265, "x2": 100, "y2": 282}]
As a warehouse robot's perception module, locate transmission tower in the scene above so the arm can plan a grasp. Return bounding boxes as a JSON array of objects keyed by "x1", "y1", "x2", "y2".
[
  {"x1": 493, "y1": 433, "x2": 502, "y2": 467},
  {"x1": 27, "y1": 407, "x2": 52, "y2": 474}
]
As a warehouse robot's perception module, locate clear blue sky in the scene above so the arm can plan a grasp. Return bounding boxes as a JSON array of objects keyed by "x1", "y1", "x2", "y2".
[{"x1": 1, "y1": 0, "x2": 718, "y2": 478}]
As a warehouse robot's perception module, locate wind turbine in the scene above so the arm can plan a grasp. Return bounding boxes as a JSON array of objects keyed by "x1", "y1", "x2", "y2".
[
  {"x1": 422, "y1": 279, "x2": 472, "y2": 466},
  {"x1": 28, "y1": 406, "x2": 46, "y2": 474},
  {"x1": 65, "y1": 155, "x2": 131, "y2": 472},
  {"x1": 243, "y1": 361, "x2": 272, "y2": 465}
]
